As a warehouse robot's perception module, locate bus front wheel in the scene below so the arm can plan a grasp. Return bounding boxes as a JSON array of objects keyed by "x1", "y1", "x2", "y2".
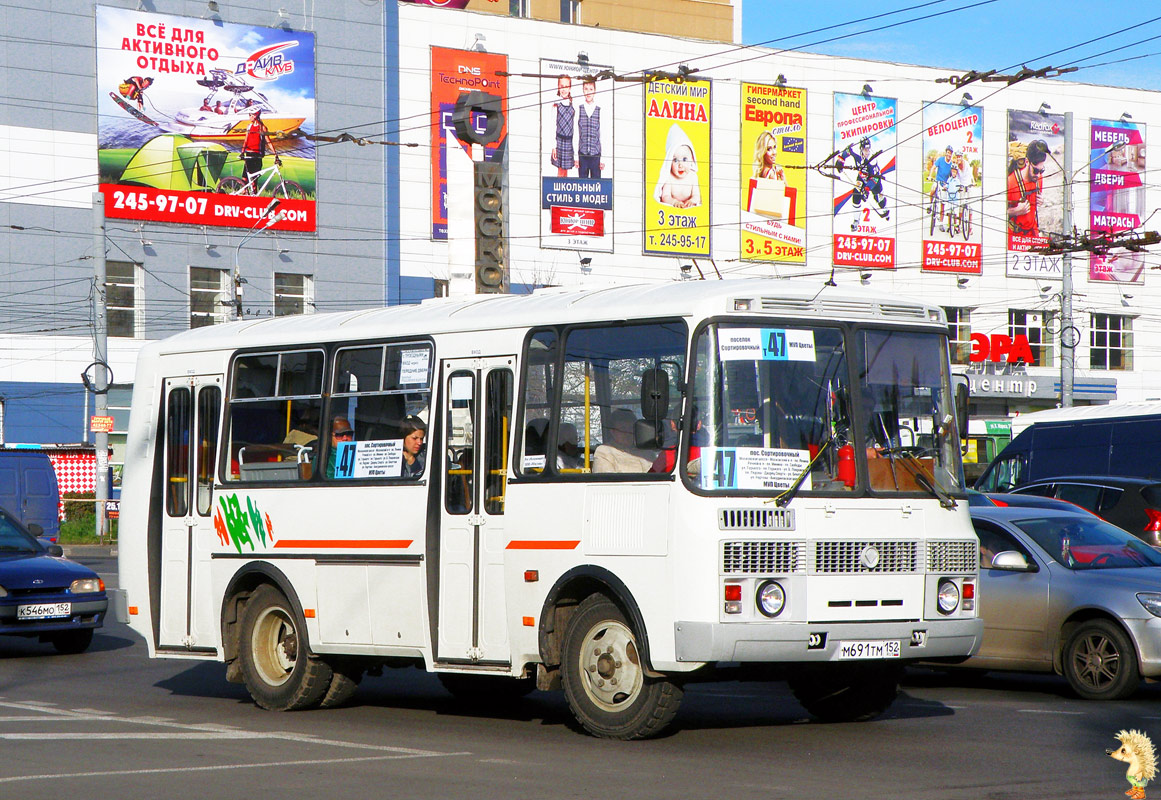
[
  {"x1": 560, "y1": 594, "x2": 682, "y2": 740},
  {"x1": 788, "y1": 662, "x2": 901, "y2": 722},
  {"x1": 239, "y1": 584, "x2": 333, "y2": 711}
]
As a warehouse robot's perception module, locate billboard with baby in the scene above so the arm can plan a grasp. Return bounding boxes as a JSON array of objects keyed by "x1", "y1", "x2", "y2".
[{"x1": 643, "y1": 77, "x2": 712, "y2": 258}]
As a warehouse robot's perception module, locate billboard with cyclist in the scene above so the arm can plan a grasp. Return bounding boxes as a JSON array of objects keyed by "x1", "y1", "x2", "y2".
[
  {"x1": 920, "y1": 102, "x2": 982, "y2": 274},
  {"x1": 1089, "y1": 118, "x2": 1147, "y2": 284},
  {"x1": 96, "y1": 6, "x2": 316, "y2": 231},
  {"x1": 1005, "y1": 108, "x2": 1066, "y2": 279},
  {"x1": 739, "y1": 82, "x2": 806, "y2": 263},
  {"x1": 831, "y1": 92, "x2": 897, "y2": 270}
]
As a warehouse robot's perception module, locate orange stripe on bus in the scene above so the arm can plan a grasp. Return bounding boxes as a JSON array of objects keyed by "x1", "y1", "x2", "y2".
[
  {"x1": 272, "y1": 540, "x2": 413, "y2": 549},
  {"x1": 505, "y1": 540, "x2": 580, "y2": 550}
]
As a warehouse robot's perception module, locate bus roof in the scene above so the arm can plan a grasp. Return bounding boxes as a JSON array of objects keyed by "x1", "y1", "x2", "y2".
[
  {"x1": 1010, "y1": 401, "x2": 1161, "y2": 436},
  {"x1": 146, "y1": 278, "x2": 945, "y2": 356}
]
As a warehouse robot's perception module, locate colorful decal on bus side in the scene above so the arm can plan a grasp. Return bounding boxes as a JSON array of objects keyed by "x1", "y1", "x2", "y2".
[{"x1": 213, "y1": 493, "x2": 274, "y2": 553}]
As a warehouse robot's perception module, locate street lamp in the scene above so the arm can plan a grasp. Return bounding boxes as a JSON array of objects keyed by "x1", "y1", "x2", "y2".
[{"x1": 231, "y1": 199, "x2": 282, "y2": 320}]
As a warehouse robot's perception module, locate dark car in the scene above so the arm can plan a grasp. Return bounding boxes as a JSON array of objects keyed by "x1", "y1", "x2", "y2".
[
  {"x1": 967, "y1": 489, "x2": 1096, "y2": 515},
  {"x1": 0, "y1": 507, "x2": 108, "y2": 653},
  {"x1": 1002, "y1": 476, "x2": 1161, "y2": 547}
]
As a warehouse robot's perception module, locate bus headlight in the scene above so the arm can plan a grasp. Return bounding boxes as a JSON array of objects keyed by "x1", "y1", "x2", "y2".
[
  {"x1": 755, "y1": 580, "x2": 785, "y2": 618},
  {"x1": 937, "y1": 579, "x2": 960, "y2": 615}
]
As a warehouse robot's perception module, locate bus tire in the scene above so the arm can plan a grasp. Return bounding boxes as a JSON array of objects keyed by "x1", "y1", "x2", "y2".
[
  {"x1": 560, "y1": 594, "x2": 682, "y2": 740},
  {"x1": 240, "y1": 584, "x2": 332, "y2": 711},
  {"x1": 319, "y1": 658, "x2": 363, "y2": 708},
  {"x1": 788, "y1": 662, "x2": 901, "y2": 722}
]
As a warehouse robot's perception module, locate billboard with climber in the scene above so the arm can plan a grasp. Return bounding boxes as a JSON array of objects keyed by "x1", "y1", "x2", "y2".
[{"x1": 96, "y1": 6, "x2": 316, "y2": 231}]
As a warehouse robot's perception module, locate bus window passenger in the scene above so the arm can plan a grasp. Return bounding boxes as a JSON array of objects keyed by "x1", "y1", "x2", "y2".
[
  {"x1": 326, "y1": 417, "x2": 354, "y2": 479},
  {"x1": 593, "y1": 409, "x2": 652, "y2": 473},
  {"x1": 400, "y1": 415, "x2": 427, "y2": 478}
]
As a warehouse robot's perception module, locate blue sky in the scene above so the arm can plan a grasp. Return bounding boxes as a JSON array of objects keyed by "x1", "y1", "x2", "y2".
[{"x1": 741, "y1": 0, "x2": 1161, "y2": 91}]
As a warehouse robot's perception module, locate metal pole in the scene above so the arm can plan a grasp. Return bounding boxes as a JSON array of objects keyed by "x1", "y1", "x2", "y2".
[
  {"x1": 92, "y1": 193, "x2": 109, "y2": 540},
  {"x1": 1061, "y1": 112, "x2": 1074, "y2": 407}
]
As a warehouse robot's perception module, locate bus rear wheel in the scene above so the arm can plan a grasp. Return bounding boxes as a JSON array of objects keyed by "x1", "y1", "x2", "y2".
[
  {"x1": 788, "y1": 662, "x2": 902, "y2": 722},
  {"x1": 560, "y1": 594, "x2": 682, "y2": 740},
  {"x1": 240, "y1": 584, "x2": 332, "y2": 711}
]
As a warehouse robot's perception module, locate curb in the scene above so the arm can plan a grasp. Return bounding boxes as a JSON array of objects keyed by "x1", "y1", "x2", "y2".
[{"x1": 61, "y1": 545, "x2": 118, "y2": 558}]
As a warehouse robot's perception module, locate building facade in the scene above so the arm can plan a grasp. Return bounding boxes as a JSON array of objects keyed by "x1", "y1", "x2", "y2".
[{"x1": 1, "y1": 0, "x2": 1159, "y2": 474}]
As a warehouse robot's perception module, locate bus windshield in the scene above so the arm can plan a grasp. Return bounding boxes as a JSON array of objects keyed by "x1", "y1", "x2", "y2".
[{"x1": 690, "y1": 323, "x2": 963, "y2": 498}]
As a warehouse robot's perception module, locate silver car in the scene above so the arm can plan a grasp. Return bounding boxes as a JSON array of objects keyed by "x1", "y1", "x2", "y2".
[{"x1": 965, "y1": 505, "x2": 1161, "y2": 700}]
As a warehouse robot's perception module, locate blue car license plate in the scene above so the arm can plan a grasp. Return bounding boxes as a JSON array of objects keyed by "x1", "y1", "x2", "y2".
[{"x1": 17, "y1": 602, "x2": 71, "y2": 620}]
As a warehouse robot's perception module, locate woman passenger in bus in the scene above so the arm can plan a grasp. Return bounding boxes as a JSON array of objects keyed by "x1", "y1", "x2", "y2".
[
  {"x1": 400, "y1": 415, "x2": 427, "y2": 478},
  {"x1": 593, "y1": 409, "x2": 652, "y2": 473}
]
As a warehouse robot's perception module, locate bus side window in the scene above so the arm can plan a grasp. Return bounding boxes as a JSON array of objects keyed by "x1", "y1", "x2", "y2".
[
  {"x1": 227, "y1": 350, "x2": 324, "y2": 482},
  {"x1": 195, "y1": 385, "x2": 221, "y2": 515}
]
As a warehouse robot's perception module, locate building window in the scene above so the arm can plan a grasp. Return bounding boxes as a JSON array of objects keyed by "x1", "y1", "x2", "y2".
[
  {"x1": 1090, "y1": 313, "x2": 1132, "y2": 370},
  {"x1": 944, "y1": 307, "x2": 971, "y2": 365},
  {"x1": 107, "y1": 260, "x2": 141, "y2": 338},
  {"x1": 1008, "y1": 309, "x2": 1053, "y2": 367},
  {"x1": 274, "y1": 273, "x2": 314, "y2": 317},
  {"x1": 191, "y1": 267, "x2": 228, "y2": 328}
]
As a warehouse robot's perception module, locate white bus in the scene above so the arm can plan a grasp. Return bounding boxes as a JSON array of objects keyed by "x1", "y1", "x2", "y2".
[{"x1": 118, "y1": 279, "x2": 981, "y2": 739}]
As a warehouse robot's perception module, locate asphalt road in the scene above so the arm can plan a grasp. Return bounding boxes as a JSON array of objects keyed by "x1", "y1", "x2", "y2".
[{"x1": 2, "y1": 553, "x2": 1158, "y2": 799}]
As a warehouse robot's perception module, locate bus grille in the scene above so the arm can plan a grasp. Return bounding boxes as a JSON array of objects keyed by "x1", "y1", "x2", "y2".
[
  {"x1": 814, "y1": 540, "x2": 919, "y2": 573},
  {"x1": 927, "y1": 540, "x2": 979, "y2": 572},
  {"x1": 718, "y1": 507, "x2": 795, "y2": 531},
  {"x1": 722, "y1": 541, "x2": 806, "y2": 575}
]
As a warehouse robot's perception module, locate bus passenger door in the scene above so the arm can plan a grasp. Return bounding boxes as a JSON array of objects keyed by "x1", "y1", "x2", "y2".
[
  {"x1": 159, "y1": 375, "x2": 223, "y2": 651},
  {"x1": 436, "y1": 357, "x2": 514, "y2": 665}
]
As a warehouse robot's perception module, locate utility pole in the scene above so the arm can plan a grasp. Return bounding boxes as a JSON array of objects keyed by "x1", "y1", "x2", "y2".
[
  {"x1": 92, "y1": 193, "x2": 109, "y2": 541},
  {"x1": 1061, "y1": 112, "x2": 1074, "y2": 407}
]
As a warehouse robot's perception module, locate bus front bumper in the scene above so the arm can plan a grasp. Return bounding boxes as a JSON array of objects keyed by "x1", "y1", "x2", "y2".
[{"x1": 673, "y1": 618, "x2": 983, "y2": 663}]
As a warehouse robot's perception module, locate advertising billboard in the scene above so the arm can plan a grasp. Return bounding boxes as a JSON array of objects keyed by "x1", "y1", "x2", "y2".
[
  {"x1": 1089, "y1": 118, "x2": 1147, "y2": 284},
  {"x1": 832, "y1": 92, "x2": 897, "y2": 270},
  {"x1": 739, "y1": 82, "x2": 806, "y2": 263},
  {"x1": 539, "y1": 59, "x2": 614, "y2": 252},
  {"x1": 430, "y1": 46, "x2": 508, "y2": 241},
  {"x1": 1005, "y1": 108, "x2": 1067, "y2": 279},
  {"x1": 96, "y1": 6, "x2": 316, "y2": 231},
  {"x1": 921, "y1": 102, "x2": 983, "y2": 274},
  {"x1": 643, "y1": 77, "x2": 712, "y2": 258}
]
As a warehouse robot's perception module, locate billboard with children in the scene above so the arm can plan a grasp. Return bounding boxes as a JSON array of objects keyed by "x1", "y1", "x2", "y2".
[
  {"x1": 643, "y1": 77, "x2": 712, "y2": 258},
  {"x1": 831, "y1": 92, "x2": 897, "y2": 270},
  {"x1": 1005, "y1": 108, "x2": 1067, "y2": 279},
  {"x1": 539, "y1": 59, "x2": 614, "y2": 252},
  {"x1": 920, "y1": 102, "x2": 983, "y2": 274},
  {"x1": 1089, "y1": 118, "x2": 1147, "y2": 284},
  {"x1": 96, "y1": 6, "x2": 316, "y2": 231},
  {"x1": 430, "y1": 46, "x2": 509, "y2": 241},
  {"x1": 739, "y1": 82, "x2": 806, "y2": 263}
]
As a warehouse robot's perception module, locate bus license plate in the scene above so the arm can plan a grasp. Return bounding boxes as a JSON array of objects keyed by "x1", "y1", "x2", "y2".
[
  {"x1": 837, "y1": 640, "x2": 901, "y2": 660},
  {"x1": 17, "y1": 603, "x2": 71, "y2": 620}
]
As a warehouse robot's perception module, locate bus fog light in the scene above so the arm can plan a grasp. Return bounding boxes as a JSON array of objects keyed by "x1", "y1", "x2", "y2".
[
  {"x1": 937, "y1": 579, "x2": 960, "y2": 615},
  {"x1": 755, "y1": 580, "x2": 785, "y2": 617},
  {"x1": 724, "y1": 601, "x2": 742, "y2": 614}
]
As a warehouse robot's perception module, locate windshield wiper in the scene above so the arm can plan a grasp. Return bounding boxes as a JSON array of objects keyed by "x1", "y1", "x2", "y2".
[
  {"x1": 772, "y1": 424, "x2": 847, "y2": 508},
  {"x1": 887, "y1": 449, "x2": 957, "y2": 509}
]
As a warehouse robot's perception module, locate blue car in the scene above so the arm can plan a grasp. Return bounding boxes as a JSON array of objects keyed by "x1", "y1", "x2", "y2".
[{"x1": 0, "y1": 508, "x2": 108, "y2": 654}]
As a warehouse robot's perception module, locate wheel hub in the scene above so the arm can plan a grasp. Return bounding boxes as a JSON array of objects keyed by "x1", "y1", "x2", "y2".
[{"x1": 579, "y1": 620, "x2": 643, "y2": 710}]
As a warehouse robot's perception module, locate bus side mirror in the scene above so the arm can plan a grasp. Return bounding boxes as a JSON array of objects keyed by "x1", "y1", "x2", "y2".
[
  {"x1": 640, "y1": 369, "x2": 670, "y2": 423},
  {"x1": 954, "y1": 377, "x2": 969, "y2": 442}
]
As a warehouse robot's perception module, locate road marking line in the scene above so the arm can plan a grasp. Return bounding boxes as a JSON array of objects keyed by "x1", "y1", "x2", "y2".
[
  {"x1": 1017, "y1": 709, "x2": 1086, "y2": 715},
  {"x1": 0, "y1": 752, "x2": 471, "y2": 785}
]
